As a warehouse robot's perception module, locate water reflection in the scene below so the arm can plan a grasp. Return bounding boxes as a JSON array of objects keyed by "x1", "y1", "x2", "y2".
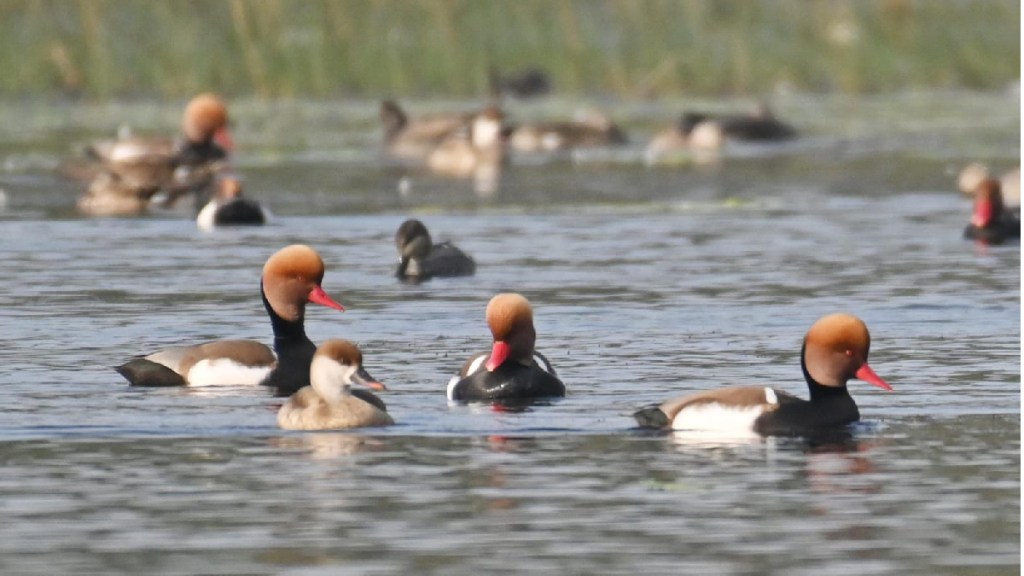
[
  {"x1": 803, "y1": 437, "x2": 884, "y2": 496},
  {"x1": 270, "y1": 432, "x2": 389, "y2": 459}
]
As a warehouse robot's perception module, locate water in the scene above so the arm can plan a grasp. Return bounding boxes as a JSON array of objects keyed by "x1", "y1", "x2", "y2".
[{"x1": 0, "y1": 92, "x2": 1019, "y2": 574}]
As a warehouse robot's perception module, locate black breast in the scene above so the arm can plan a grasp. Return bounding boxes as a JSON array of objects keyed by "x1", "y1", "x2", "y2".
[
  {"x1": 214, "y1": 199, "x2": 266, "y2": 226},
  {"x1": 450, "y1": 361, "x2": 565, "y2": 401},
  {"x1": 964, "y1": 217, "x2": 1021, "y2": 245},
  {"x1": 753, "y1": 389, "x2": 859, "y2": 437},
  {"x1": 720, "y1": 116, "x2": 796, "y2": 141}
]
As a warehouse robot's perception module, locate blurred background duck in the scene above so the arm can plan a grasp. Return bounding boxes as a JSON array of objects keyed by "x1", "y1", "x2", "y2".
[
  {"x1": 425, "y1": 106, "x2": 506, "y2": 195},
  {"x1": 958, "y1": 162, "x2": 1019, "y2": 216},
  {"x1": 73, "y1": 93, "x2": 234, "y2": 216},
  {"x1": 963, "y1": 177, "x2": 1020, "y2": 245},
  {"x1": 645, "y1": 103, "x2": 796, "y2": 165},
  {"x1": 196, "y1": 176, "x2": 271, "y2": 230},
  {"x1": 488, "y1": 66, "x2": 551, "y2": 100},
  {"x1": 380, "y1": 99, "x2": 474, "y2": 162},
  {"x1": 712, "y1": 102, "x2": 797, "y2": 141},
  {"x1": 505, "y1": 108, "x2": 627, "y2": 153},
  {"x1": 645, "y1": 112, "x2": 726, "y2": 165}
]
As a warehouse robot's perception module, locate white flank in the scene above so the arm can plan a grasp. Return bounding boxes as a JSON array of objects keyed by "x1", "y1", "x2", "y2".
[
  {"x1": 671, "y1": 403, "x2": 766, "y2": 435},
  {"x1": 445, "y1": 376, "x2": 460, "y2": 401},
  {"x1": 186, "y1": 358, "x2": 271, "y2": 387},
  {"x1": 541, "y1": 133, "x2": 564, "y2": 151},
  {"x1": 764, "y1": 387, "x2": 778, "y2": 404},
  {"x1": 472, "y1": 117, "x2": 502, "y2": 148},
  {"x1": 109, "y1": 144, "x2": 152, "y2": 163},
  {"x1": 448, "y1": 355, "x2": 486, "y2": 400},
  {"x1": 534, "y1": 353, "x2": 555, "y2": 374},
  {"x1": 195, "y1": 201, "x2": 217, "y2": 231},
  {"x1": 464, "y1": 355, "x2": 487, "y2": 377},
  {"x1": 404, "y1": 258, "x2": 422, "y2": 277}
]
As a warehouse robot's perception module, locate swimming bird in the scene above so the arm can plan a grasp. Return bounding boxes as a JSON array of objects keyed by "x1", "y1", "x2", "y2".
[
  {"x1": 116, "y1": 245, "x2": 345, "y2": 396},
  {"x1": 958, "y1": 163, "x2": 1020, "y2": 215},
  {"x1": 425, "y1": 106, "x2": 506, "y2": 194},
  {"x1": 447, "y1": 293, "x2": 565, "y2": 402},
  {"x1": 278, "y1": 339, "x2": 393, "y2": 430},
  {"x1": 488, "y1": 66, "x2": 551, "y2": 99},
  {"x1": 394, "y1": 218, "x2": 475, "y2": 280},
  {"x1": 196, "y1": 176, "x2": 271, "y2": 230},
  {"x1": 380, "y1": 100, "x2": 473, "y2": 162},
  {"x1": 75, "y1": 93, "x2": 234, "y2": 216},
  {"x1": 506, "y1": 108, "x2": 627, "y2": 153},
  {"x1": 963, "y1": 177, "x2": 1021, "y2": 245},
  {"x1": 645, "y1": 112, "x2": 726, "y2": 164},
  {"x1": 633, "y1": 313, "x2": 892, "y2": 437},
  {"x1": 714, "y1": 103, "x2": 797, "y2": 141}
]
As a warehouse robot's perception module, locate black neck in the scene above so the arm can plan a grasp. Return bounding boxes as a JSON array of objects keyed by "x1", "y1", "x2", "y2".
[
  {"x1": 175, "y1": 138, "x2": 227, "y2": 167},
  {"x1": 262, "y1": 282, "x2": 308, "y2": 347},
  {"x1": 261, "y1": 281, "x2": 316, "y2": 396}
]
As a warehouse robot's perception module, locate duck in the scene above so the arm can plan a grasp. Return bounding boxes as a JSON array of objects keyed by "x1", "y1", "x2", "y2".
[
  {"x1": 116, "y1": 245, "x2": 346, "y2": 396},
  {"x1": 958, "y1": 163, "x2": 1020, "y2": 215},
  {"x1": 506, "y1": 108, "x2": 627, "y2": 153},
  {"x1": 426, "y1": 106, "x2": 505, "y2": 194},
  {"x1": 278, "y1": 339, "x2": 394, "y2": 430},
  {"x1": 963, "y1": 177, "x2": 1021, "y2": 245},
  {"x1": 488, "y1": 66, "x2": 551, "y2": 99},
  {"x1": 380, "y1": 100, "x2": 473, "y2": 162},
  {"x1": 714, "y1": 103, "x2": 797, "y2": 141},
  {"x1": 447, "y1": 293, "x2": 565, "y2": 402},
  {"x1": 394, "y1": 218, "x2": 476, "y2": 280},
  {"x1": 75, "y1": 93, "x2": 234, "y2": 216},
  {"x1": 196, "y1": 176, "x2": 271, "y2": 230},
  {"x1": 647, "y1": 104, "x2": 795, "y2": 158},
  {"x1": 425, "y1": 106, "x2": 505, "y2": 176},
  {"x1": 645, "y1": 112, "x2": 726, "y2": 164},
  {"x1": 633, "y1": 313, "x2": 892, "y2": 437}
]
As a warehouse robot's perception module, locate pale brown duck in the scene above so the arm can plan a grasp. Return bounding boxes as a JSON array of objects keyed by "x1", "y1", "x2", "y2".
[{"x1": 278, "y1": 339, "x2": 393, "y2": 430}]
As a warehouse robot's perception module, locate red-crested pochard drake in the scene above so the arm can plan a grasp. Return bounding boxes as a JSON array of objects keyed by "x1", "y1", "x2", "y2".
[
  {"x1": 394, "y1": 218, "x2": 475, "y2": 281},
  {"x1": 75, "y1": 93, "x2": 234, "y2": 216},
  {"x1": 963, "y1": 177, "x2": 1021, "y2": 245},
  {"x1": 958, "y1": 163, "x2": 1020, "y2": 214},
  {"x1": 447, "y1": 293, "x2": 565, "y2": 402},
  {"x1": 634, "y1": 313, "x2": 892, "y2": 437},
  {"x1": 196, "y1": 176, "x2": 271, "y2": 230},
  {"x1": 380, "y1": 100, "x2": 473, "y2": 162},
  {"x1": 506, "y1": 108, "x2": 627, "y2": 153},
  {"x1": 277, "y1": 339, "x2": 393, "y2": 430},
  {"x1": 116, "y1": 245, "x2": 345, "y2": 396}
]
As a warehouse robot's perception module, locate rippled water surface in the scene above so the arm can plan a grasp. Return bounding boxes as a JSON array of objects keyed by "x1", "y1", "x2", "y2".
[{"x1": 0, "y1": 93, "x2": 1019, "y2": 574}]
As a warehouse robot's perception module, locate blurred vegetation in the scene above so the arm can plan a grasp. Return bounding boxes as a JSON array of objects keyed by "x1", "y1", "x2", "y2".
[{"x1": 0, "y1": 0, "x2": 1018, "y2": 100}]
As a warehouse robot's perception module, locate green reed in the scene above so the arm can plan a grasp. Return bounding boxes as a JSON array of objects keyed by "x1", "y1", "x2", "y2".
[{"x1": 0, "y1": 0, "x2": 1017, "y2": 100}]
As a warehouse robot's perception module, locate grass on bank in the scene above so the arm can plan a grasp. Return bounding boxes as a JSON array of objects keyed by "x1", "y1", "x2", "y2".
[{"x1": 0, "y1": 0, "x2": 1018, "y2": 100}]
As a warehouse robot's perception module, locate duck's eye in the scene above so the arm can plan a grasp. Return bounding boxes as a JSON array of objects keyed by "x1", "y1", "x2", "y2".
[{"x1": 844, "y1": 349, "x2": 853, "y2": 357}]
